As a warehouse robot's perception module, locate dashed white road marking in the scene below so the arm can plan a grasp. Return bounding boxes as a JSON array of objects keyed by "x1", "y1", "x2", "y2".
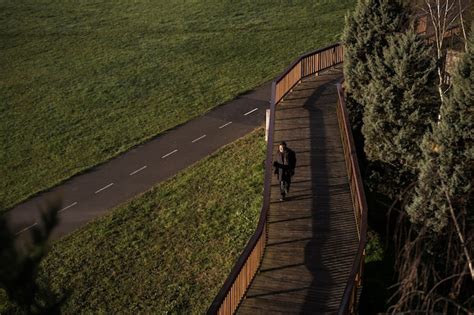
[
  {"x1": 192, "y1": 134, "x2": 207, "y2": 143},
  {"x1": 219, "y1": 121, "x2": 233, "y2": 129},
  {"x1": 15, "y1": 222, "x2": 38, "y2": 235},
  {"x1": 95, "y1": 183, "x2": 114, "y2": 194},
  {"x1": 162, "y1": 149, "x2": 178, "y2": 159},
  {"x1": 59, "y1": 202, "x2": 78, "y2": 213},
  {"x1": 130, "y1": 165, "x2": 147, "y2": 176},
  {"x1": 244, "y1": 108, "x2": 259, "y2": 116}
]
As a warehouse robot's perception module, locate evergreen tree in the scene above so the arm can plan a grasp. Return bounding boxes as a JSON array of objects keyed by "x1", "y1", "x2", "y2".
[
  {"x1": 342, "y1": 0, "x2": 408, "y2": 129},
  {"x1": 392, "y1": 26, "x2": 473, "y2": 313},
  {"x1": 406, "y1": 28, "x2": 473, "y2": 232},
  {"x1": 362, "y1": 29, "x2": 438, "y2": 170},
  {"x1": 0, "y1": 203, "x2": 61, "y2": 314}
]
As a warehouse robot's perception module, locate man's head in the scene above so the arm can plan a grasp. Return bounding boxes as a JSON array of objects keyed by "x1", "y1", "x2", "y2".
[{"x1": 278, "y1": 141, "x2": 287, "y2": 153}]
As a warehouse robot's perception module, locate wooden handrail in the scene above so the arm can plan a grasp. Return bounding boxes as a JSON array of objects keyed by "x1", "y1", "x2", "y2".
[
  {"x1": 208, "y1": 20, "x2": 465, "y2": 314},
  {"x1": 206, "y1": 81, "x2": 276, "y2": 315},
  {"x1": 336, "y1": 81, "x2": 368, "y2": 315},
  {"x1": 274, "y1": 43, "x2": 343, "y2": 104},
  {"x1": 207, "y1": 43, "x2": 344, "y2": 315}
]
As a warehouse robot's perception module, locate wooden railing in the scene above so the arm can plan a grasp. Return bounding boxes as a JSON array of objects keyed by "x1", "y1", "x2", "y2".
[
  {"x1": 336, "y1": 81, "x2": 368, "y2": 315},
  {"x1": 415, "y1": 12, "x2": 464, "y2": 44},
  {"x1": 207, "y1": 20, "x2": 465, "y2": 313},
  {"x1": 207, "y1": 43, "x2": 344, "y2": 315},
  {"x1": 275, "y1": 43, "x2": 344, "y2": 103},
  {"x1": 332, "y1": 24, "x2": 464, "y2": 313},
  {"x1": 332, "y1": 23, "x2": 464, "y2": 313}
]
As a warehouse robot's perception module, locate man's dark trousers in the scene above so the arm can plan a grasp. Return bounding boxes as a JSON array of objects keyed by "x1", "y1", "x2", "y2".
[{"x1": 274, "y1": 148, "x2": 296, "y2": 199}]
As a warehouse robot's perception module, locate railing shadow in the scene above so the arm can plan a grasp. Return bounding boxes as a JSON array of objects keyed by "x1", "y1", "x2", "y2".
[{"x1": 302, "y1": 72, "x2": 345, "y2": 313}]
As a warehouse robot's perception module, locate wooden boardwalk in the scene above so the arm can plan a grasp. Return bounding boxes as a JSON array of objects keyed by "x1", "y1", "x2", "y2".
[{"x1": 237, "y1": 66, "x2": 359, "y2": 314}]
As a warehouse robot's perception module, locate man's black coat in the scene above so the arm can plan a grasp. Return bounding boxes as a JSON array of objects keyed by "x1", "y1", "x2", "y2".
[{"x1": 273, "y1": 148, "x2": 296, "y2": 182}]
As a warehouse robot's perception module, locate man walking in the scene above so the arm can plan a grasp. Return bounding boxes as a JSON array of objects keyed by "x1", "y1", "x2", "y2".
[{"x1": 273, "y1": 141, "x2": 296, "y2": 201}]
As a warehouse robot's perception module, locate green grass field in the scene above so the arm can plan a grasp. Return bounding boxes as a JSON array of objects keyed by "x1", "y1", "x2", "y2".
[
  {"x1": 1, "y1": 128, "x2": 266, "y2": 314},
  {"x1": 0, "y1": 0, "x2": 355, "y2": 210}
]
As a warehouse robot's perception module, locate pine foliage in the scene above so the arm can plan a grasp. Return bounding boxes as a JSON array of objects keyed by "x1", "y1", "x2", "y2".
[
  {"x1": 391, "y1": 26, "x2": 474, "y2": 313},
  {"x1": 362, "y1": 29, "x2": 438, "y2": 169},
  {"x1": 342, "y1": 0, "x2": 408, "y2": 128},
  {"x1": 0, "y1": 203, "x2": 61, "y2": 313},
  {"x1": 407, "y1": 29, "x2": 473, "y2": 232}
]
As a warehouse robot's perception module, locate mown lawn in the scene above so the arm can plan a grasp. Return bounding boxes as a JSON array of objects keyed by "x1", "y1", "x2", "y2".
[
  {"x1": 0, "y1": 0, "x2": 355, "y2": 210},
  {"x1": 1, "y1": 128, "x2": 266, "y2": 314}
]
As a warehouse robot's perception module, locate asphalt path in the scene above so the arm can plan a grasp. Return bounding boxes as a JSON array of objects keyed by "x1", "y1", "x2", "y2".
[{"x1": 7, "y1": 82, "x2": 271, "y2": 240}]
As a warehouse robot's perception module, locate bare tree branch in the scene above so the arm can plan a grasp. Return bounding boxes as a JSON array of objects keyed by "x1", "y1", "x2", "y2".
[
  {"x1": 423, "y1": 0, "x2": 468, "y2": 104},
  {"x1": 458, "y1": 0, "x2": 469, "y2": 51},
  {"x1": 442, "y1": 181, "x2": 474, "y2": 280},
  {"x1": 423, "y1": 272, "x2": 468, "y2": 308}
]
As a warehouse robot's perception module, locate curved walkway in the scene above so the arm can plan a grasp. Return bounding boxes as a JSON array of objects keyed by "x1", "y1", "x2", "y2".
[
  {"x1": 237, "y1": 66, "x2": 359, "y2": 314},
  {"x1": 7, "y1": 83, "x2": 270, "y2": 240}
]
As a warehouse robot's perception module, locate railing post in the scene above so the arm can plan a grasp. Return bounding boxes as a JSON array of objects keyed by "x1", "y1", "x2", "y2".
[{"x1": 265, "y1": 109, "x2": 270, "y2": 143}]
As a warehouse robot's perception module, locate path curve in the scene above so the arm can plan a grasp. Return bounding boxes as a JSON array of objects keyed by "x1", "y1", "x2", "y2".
[{"x1": 7, "y1": 83, "x2": 271, "y2": 240}]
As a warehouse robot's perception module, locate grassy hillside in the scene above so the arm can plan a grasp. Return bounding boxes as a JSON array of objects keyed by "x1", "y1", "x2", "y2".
[
  {"x1": 1, "y1": 128, "x2": 266, "y2": 314},
  {"x1": 0, "y1": 0, "x2": 355, "y2": 210}
]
